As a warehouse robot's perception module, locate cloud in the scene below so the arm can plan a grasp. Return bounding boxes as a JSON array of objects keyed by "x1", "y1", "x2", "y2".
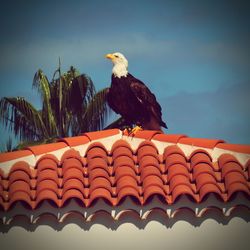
[{"x1": 161, "y1": 82, "x2": 250, "y2": 144}]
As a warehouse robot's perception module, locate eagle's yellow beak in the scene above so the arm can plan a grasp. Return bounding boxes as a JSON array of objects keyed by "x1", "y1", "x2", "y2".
[{"x1": 105, "y1": 53, "x2": 115, "y2": 60}]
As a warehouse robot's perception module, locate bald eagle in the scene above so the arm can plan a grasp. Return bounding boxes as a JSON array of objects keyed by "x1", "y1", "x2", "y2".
[{"x1": 106, "y1": 52, "x2": 167, "y2": 131}]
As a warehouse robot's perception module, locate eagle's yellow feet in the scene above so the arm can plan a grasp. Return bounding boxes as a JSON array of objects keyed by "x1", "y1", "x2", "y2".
[
  {"x1": 122, "y1": 125, "x2": 143, "y2": 136},
  {"x1": 131, "y1": 125, "x2": 143, "y2": 136}
]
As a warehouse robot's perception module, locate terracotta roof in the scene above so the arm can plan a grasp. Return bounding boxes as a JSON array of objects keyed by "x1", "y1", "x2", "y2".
[{"x1": 0, "y1": 129, "x2": 250, "y2": 225}]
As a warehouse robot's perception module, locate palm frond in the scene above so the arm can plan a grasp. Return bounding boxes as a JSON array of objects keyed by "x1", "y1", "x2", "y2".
[
  {"x1": 69, "y1": 74, "x2": 96, "y2": 114},
  {"x1": 0, "y1": 136, "x2": 16, "y2": 152},
  {"x1": 16, "y1": 136, "x2": 58, "y2": 150},
  {"x1": 33, "y1": 69, "x2": 58, "y2": 136},
  {"x1": 77, "y1": 87, "x2": 111, "y2": 133},
  {"x1": 0, "y1": 97, "x2": 48, "y2": 141}
]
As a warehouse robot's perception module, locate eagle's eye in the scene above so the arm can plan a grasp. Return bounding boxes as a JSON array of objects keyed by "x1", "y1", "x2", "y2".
[{"x1": 114, "y1": 55, "x2": 119, "y2": 58}]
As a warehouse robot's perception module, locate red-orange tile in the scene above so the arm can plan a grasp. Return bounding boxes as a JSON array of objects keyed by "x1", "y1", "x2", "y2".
[
  {"x1": 169, "y1": 175, "x2": 192, "y2": 193},
  {"x1": 89, "y1": 188, "x2": 113, "y2": 206},
  {"x1": 9, "y1": 180, "x2": 31, "y2": 197},
  {"x1": 62, "y1": 179, "x2": 85, "y2": 197},
  {"x1": 36, "y1": 180, "x2": 58, "y2": 196},
  {"x1": 153, "y1": 134, "x2": 187, "y2": 143},
  {"x1": 36, "y1": 158, "x2": 58, "y2": 173},
  {"x1": 0, "y1": 150, "x2": 33, "y2": 163},
  {"x1": 199, "y1": 184, "x2": 224, "y2": 202},
  {"x1": 61, "y1": 149, "x2": 82, "y2": 163},
  {"x1": 116, "y1": 176, "x2": 139, "y2": 194},
  {"x1": 216, "y1": 143, "x2": 250, "y2": 154},
  {"x1": 227, "y1": 182, "x2": 250, "y2": 200},
  {"x1": 9, "y1": 191, "x2": 32, "y2": 209},
  {"x1": 89, "y1": 168, "x2": 110, "y2": 183},
  {"x1": 37, "y1": 169, "x2": 59, "y2": 185},
  {"x1": 140, "y1": 166, "x2": 162, "y2": 183},
  {"x1": 89, "y1": 177, "x2": 112, "y2": 193},
  {"x1": 137, "y1": 143, "x2": 158, "y2": 162},
  {"x1": 36, "y1": 189, "x2": 59, "y2": 207},
  {"x1": 195, "y1": 173, "x2": 219, "y2": 192},
  {"x1": 224, "y1": 172, "x2": 247, "y2": 190},
  {"x1": 63, "y1": 168, "x2": 84, "y2": 184},
  {"x1": 163, "y1": 145, "x2": 186, "y2": 159},
  {"x1": 62, "y1": 189, "x2": 85, "y2": 207},
  {"x1": 87, "y1": 157, "x2": 109, "y2": 174},
  {"x1": 113, "y1": 155, "x2": 135, "y2": 172},
  {"x1": 8, "y1": 171, "x2": 30, "y2": 186},
  {"x1": 62, "y1": 158, "x2": 83, "y2": 174},
  {"x1": 112, "y1": 146, "x2": 133, "y2": 161},
  {"x1": 111, "y1": 139, "x2": 132, "y2": 153},
  {"x1": 132, "y1": 130, "x2": 162, "y2": 140},
  {"x1": 83, "y1": 129, "x2": 120, "y2": 141},
  {"x1": 36, "y1": 154, "x2": 59, "y2": 166},
  {"x1": 87, "y1": 146, "x2": 108, "y2": 161},
  {"x1": 171, "y1": 185, "x2": 197, "y2": 203},
  {"x1": 143, "y1": 186, "x2": 165, "y2": 203},
  {"x1": 115, "y1": 167, "x2": 137, "y2": 183},
  {"x1": 165, "y1": 154, "x2": 188, "y2": 170},
  {"x1": 218, "y1": 154, "x2": 241, "y2": 169},
  {"x1": 27, "y1": 142, "x2": 68, "y2": 156},
  {"x1": 192, "y1": 163, "x2": 216, "y2": 180},
  {"x1": 58, "y1": 135, "x2": 90, "y2": 147},
  {"x1": 142, "y1": 175, "x2": 164, "y2": 190},
  {"x1": 2, "y1": 129, "x2": 250, "y2": 214},
  {"x1": 167, "y1": 164, "x2": 190, "y2": 182},
  {"x1": 190, "y1": 150, "x2": 212, "y2": 168},
  {"x1": 117, "y1": 187, "x2": 141, "y2": 205},
  {"x1": 9, "y1": 161, "x2": 31, "y2": 177},
  {"x1": 221, "y1": 162, "x2": 244, "y2": 180},
  {"x1": 139, "y1": 155, "x2": 159, "y2": 170},
  {"x1": 178, "y1": 137, "x2": 224, "y2": 148}
]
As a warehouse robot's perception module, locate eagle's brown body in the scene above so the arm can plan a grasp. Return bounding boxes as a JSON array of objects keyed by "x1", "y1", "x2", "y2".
[{"x1": 107, "y1": 73, "x2": 167, "y2": 130}]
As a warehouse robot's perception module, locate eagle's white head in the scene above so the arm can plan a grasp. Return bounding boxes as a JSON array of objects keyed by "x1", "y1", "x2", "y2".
[{"x1": 105, "y1": 52, "x2": 128, "y2": 78}]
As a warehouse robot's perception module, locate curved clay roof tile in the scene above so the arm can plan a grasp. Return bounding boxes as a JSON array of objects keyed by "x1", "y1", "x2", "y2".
[
  {"x1": 112, "y1": 147, "x2": 133, "y2": 161},
  {"x1": 35, "y1": 189, "x2": 60, "y2": 208},
  {"x1": 111, "y1": 139, "x2": 132, "y2": 153},
  {"x1": 163, "y1": 145, "x2": 185, "y2": 159},
  {"x1": 9, "y1": 162, "x2": 32, "y2": 177},
  {"x1": 62, "y1": 158, "x2": 84, "y2": 174},
  {"x1": 61, "y1": 149, "x2": 82, "y2": 163},
  {"x1": 221, "y1": 162, "x2": 244, "y2": 180},
  {"x1": 61, "y1": 189, "x2": 85, "y2": 207},
  {"x1": 8, "y1": 170, "x2": 31, "y2": 187},
  {"x1": 218, "y1": 154, "x2": 241, "y2": 169},
  {"x1": 190, "y1": 151, "x2": 212, "y2": 168},
  {"x1": 199, "y1": 184, "x2": 224, "y2": 202},
  {"x1": 143, "y1": 186, "x2": 166, "y2": 204},
  {"x1": 165, "y1": 154, "x2": 188, "y2": 170},
  {"x1": 117, "y1": 187, "x2": 141, "y2": 206},
  {"x1": 37, "y1": 158, "x2": 58, "y2": 173},
  {"x1": 171, "y1": 185, "x2": 197, "y2": 203},
  {"x1": 8, "y1": 191, "x2": 32, "y2": 210},
  {"x1": 167, "y1": 164, "x2": 190, "y2": 182},
  {"x1": 169, "y1": 175, "x2": 193, "y2": 193},
  {"x1": 88, "y1": 188, "x2": 113, "y2": 207}
]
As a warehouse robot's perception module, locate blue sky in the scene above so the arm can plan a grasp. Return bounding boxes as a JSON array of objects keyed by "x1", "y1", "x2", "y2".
[{"x1": 0, "y1": 0, "x2": 249, "y2": 146}]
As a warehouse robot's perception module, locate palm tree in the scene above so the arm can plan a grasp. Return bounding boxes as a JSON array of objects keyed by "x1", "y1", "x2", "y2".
[{"x1": 0, "y1": 65, "x2": 110, "y2": 149}]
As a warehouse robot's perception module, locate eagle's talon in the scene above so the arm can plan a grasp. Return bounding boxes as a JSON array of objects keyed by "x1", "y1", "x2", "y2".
[
  {"x1": 130, "y1": 125, "x2": 143, "y2": 136},
  {"x1": 122, "y1": 126, "x2": 132, "y2": 136},
  {"x1": 122, "y1": 125, "x2": 142, "y2": 136}
]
